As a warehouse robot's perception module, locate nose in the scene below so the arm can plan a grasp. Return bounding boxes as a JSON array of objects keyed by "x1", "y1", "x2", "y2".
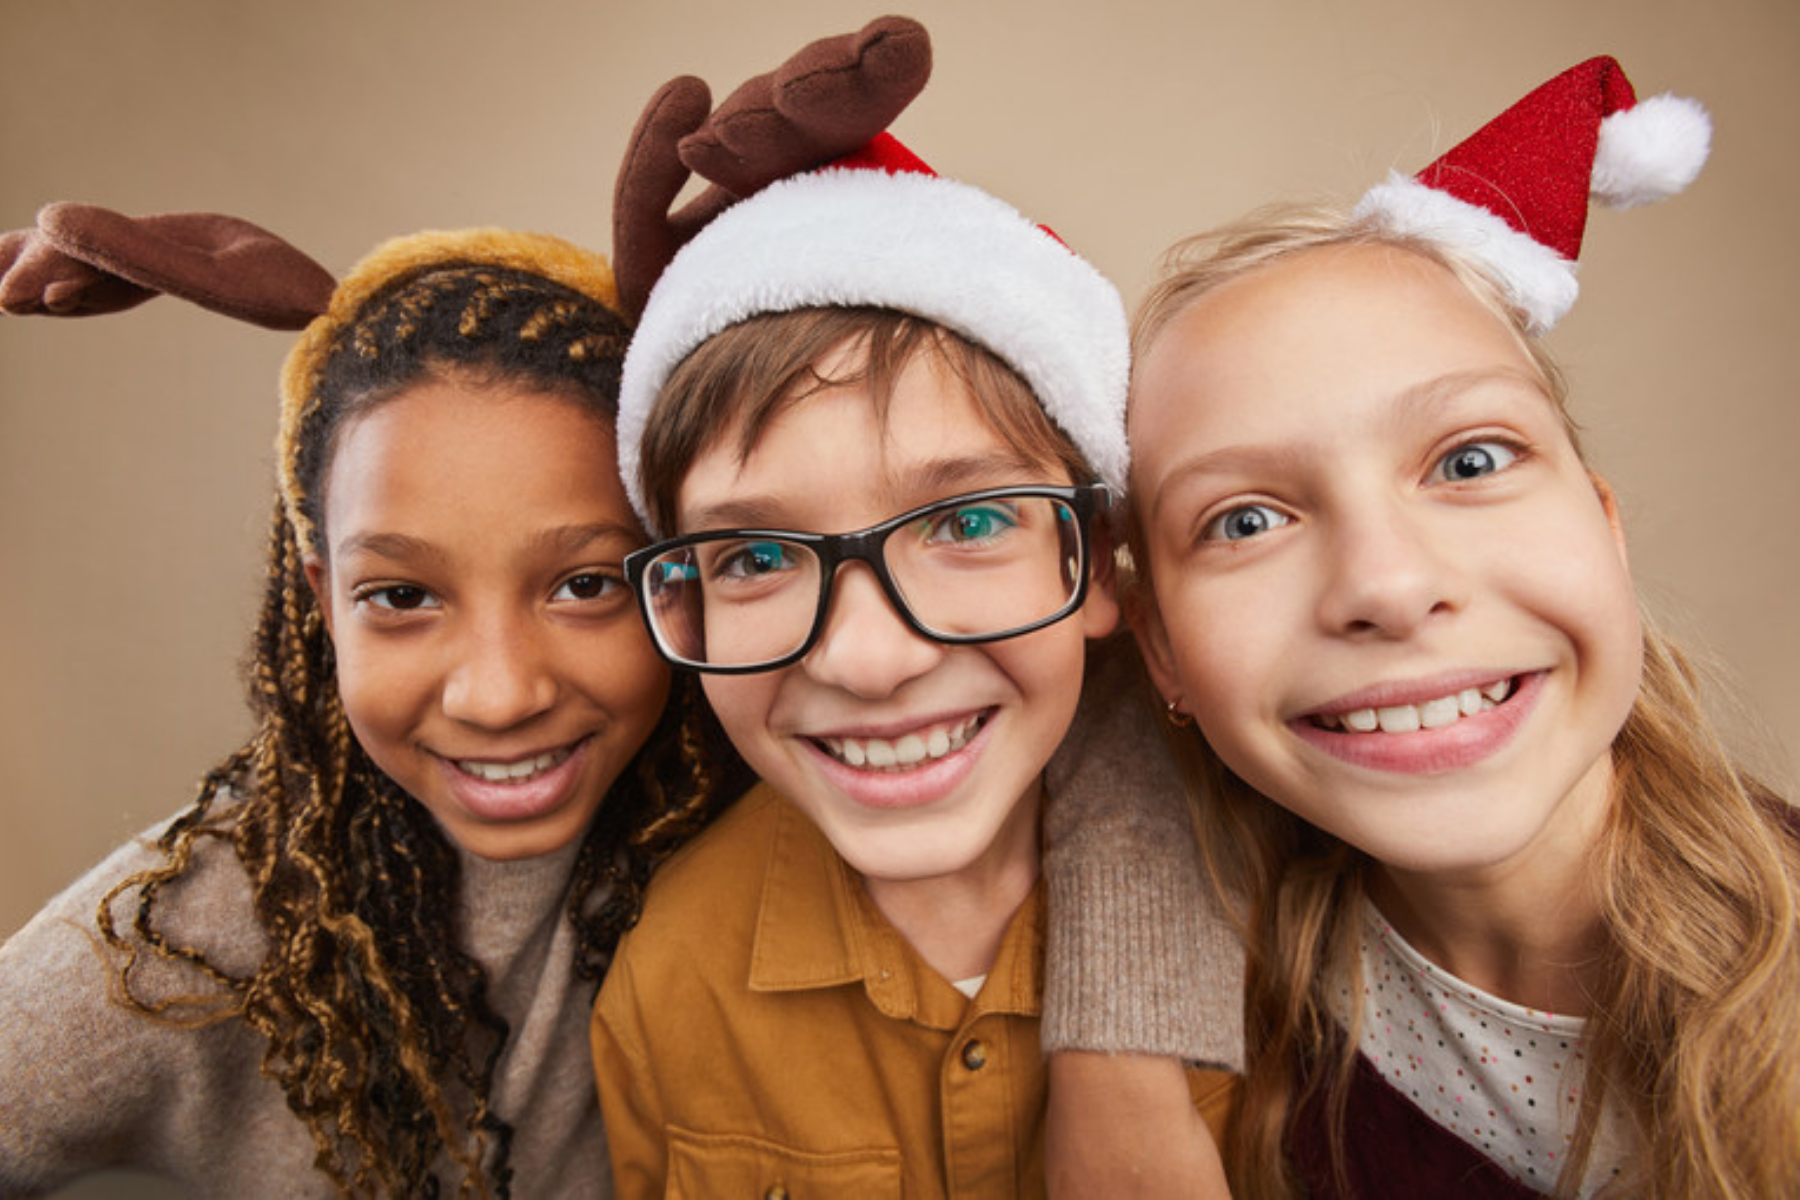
[
  {"x1": 1314, "y1": 501, "x2": 1466, "y2": 639},
  {"x1": 440, "y1": 609, "x2": 558, "y2": 729},
  {"x1": 801, "y1": 562, "x2": 943, "y2": 699}
]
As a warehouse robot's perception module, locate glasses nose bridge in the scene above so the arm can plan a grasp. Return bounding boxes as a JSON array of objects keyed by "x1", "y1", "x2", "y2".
[{"x1": 814, "y1": 522, "x2": 913, "y2": 625}]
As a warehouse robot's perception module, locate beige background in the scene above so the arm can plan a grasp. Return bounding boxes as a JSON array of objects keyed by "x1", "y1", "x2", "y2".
[{"x1": 1, "y1": 1, "x2": 1794, "y2": 1191}]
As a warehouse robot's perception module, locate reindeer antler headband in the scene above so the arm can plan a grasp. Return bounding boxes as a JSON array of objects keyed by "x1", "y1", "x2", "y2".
[
  {"x1": 2, "y1": 16, "x2": 932, "y2": 549},
  {"x1": 1, "y1": 212, "x2": 618, "y2": 552}
]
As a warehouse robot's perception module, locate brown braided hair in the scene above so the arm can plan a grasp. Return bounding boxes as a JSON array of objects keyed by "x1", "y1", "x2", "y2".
[{"x1": 95, "y1": 231, "x2": 744, "y2": 1198}]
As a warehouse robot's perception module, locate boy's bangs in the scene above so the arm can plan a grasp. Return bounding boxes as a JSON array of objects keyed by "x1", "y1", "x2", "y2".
[{"x1": 642, "y1": 308, "x2": 1092, "y2": 533}]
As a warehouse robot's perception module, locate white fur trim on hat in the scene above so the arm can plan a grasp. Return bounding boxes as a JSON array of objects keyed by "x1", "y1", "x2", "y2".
[
  {"x1": 1354, "y1": 174, "x2": 1580, "y2": 335},
  {"x1": 617, "y1": 168, "x2": 1130, "y2": 533}
]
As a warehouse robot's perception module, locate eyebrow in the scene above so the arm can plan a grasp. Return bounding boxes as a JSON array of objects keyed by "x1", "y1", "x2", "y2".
[
  {"x1": 335, "y1": 521, "x2": 643, "y2": 564},
  {"x1": 679, "y1": 451, "x2": 1053, "y2": 533},
  {"x1": 1147, "y1": 367, "x2": 1547, "y2": 523}
]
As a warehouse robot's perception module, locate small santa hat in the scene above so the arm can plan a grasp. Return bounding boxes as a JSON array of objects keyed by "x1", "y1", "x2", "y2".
[
  {"x1": 1354, "y1": 55, "x2": 1711, "y2": 333},
  {"x1": 617, "y1": 133, "x2": 1129, "y2": 533}
]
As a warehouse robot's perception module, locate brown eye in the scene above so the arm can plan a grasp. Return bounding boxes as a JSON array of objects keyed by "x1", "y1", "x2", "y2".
[
  {"x1": 366, "y1": 584, "x2": 436, "y2": 611},
  {"x1": 554, "y1": 572, "x2": 622, "y2": 602}
]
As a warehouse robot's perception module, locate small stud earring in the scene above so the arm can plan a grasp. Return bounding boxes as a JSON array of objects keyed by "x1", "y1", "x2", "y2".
[{"x1": 1164, "y1": 698, "x2": 1193, "y2": 728}]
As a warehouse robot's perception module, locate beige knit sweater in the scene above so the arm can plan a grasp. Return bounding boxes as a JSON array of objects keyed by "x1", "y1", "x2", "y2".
[{"x1": 0, "y1": 811, "x2": 610, "y2": 1197}]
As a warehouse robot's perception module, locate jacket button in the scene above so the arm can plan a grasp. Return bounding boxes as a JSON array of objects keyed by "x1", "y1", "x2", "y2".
[{"x1": 962, "y1": 1039, "x2": 988, "y2": 1071}]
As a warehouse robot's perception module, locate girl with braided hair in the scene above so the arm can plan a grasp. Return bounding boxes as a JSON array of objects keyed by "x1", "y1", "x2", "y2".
[{"x1": 0, "y1": 220, "x2": 744, "y2": 1198}]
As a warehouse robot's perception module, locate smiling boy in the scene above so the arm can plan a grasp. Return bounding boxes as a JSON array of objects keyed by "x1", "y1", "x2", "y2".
[{"x1": 588, "y1": 136, "x2": 1156, "y2": 1196}]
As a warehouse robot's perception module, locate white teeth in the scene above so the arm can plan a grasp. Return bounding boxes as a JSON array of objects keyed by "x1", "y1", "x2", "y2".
[
  {"x1": 823, "y1": 716, "x2": 981, "y2": 772},
  {"x1": 1319, "y1": 679, "x2": 1515, "y2": 736},
  {"x1": 456, "y1": 746, "x2": 571, "y2": 784},
  {"x1": 1418, "y1": 696, "x2": 1461, "y2": 729},
  {"x1": 1376, "y1": 705, "x2": 1421, "y2": 734}
]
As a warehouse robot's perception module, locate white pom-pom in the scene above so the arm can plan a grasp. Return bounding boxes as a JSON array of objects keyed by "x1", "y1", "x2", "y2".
[{"x1": 1592, "y1": 93, "x2": 1712, "y2": 209}]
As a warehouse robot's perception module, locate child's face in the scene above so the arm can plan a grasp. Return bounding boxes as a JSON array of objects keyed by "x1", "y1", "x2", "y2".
[
  {"x1": 304, "y1": 379, "x2": 670, "y2": 861},
  {"x1": 1129, "y1": 244, "x2": 1643, "y2": 881},
  {"x1": 677, "y1": 346, "x2": 1117, "y2": 892}
]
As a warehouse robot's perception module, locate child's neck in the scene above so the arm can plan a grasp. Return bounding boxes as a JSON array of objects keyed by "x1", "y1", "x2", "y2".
[
  {"x1": 1369, "y1": 762, "x2": 1615, "y2": 1015},
  {"x1": 861, "y1": 789, "x2": 1042, "y2": 984}
]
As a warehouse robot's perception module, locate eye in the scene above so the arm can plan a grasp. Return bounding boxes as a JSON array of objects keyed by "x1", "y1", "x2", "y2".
[
  {"x1": 921, "y1": 500, "x2": 1020, "y2": 546},
  {"x1": 358, "y1": 584, "x2": 440, "y2": 611},
  {"x1": 1433, "y1": 440, "x2": 1519, "y2": 483},
  {"x1": 714, "y1": 540, "x2": 800, "y2": 580},
  {"x1": 553, "y1": 571, "x2": 624, "y2": 602},
  {"x1": 1200, "y1": 503, "x2": 1291, "y2": 543}
]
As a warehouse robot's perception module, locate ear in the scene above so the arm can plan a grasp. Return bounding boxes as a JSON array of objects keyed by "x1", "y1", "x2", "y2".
[
  {"x1": 1078, "y1": 518, "x2": 1121, "y2": 640},
  {"x1": 1589, "y1": 471, "x2": 1630, "y2": 568},
  {"x1": 302, "y1": 555, "x2": 335, "y2": 638},
  {"x1": 1124, "y1": 582, "x2": 1185, "y2": 716}
]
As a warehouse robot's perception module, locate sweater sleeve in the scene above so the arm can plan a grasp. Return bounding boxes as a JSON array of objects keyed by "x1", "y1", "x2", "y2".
[
  {"x1": 1039, "y1": 634, "x2": 1244, "y2": 1071},
  {"x1": 0, "y1": 822, "x2": 310, "y2": 1198},
  {"x1": 0, "y1": 836, "x2": 188, "y2": 1193}
]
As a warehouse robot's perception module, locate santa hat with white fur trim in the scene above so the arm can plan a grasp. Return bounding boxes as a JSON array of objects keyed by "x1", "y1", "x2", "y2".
[
  {"x1": 1354, "y1": 55, "x2": 1711, "y2": 334},
  {"x1": 617, "y1": 133, "x2": 1129, "y2": 534}
]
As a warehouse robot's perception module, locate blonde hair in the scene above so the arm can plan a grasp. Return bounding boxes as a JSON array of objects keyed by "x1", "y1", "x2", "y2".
[{"x1": 1128, "y1": 201, "x2": 1800, "y2": 1200}]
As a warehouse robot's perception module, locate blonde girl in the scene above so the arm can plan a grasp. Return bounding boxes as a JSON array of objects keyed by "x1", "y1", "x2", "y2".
[{"x1": 1124, "y1": 58, "x2": 1800, "y2": 1198}]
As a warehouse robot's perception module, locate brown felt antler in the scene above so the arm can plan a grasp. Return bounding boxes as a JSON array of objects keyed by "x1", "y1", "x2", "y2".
[
  {"x1": 0, "y1": 203, "x2": 335, "y2": 330},
  {"x1": 612, "y1": 14, "x2": 932, "y2": 321}
]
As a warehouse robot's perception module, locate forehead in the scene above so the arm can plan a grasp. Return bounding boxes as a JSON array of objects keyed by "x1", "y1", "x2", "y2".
[
  {"x1": 1132, "y1": 244, "x2": 1535, "y2": 442},
  {"x1": 323, "y1": 378, "x2": 634, "y2": 545},
  {"x1": 677, "y1": 351, "x2": 1057, "y2": 532}
]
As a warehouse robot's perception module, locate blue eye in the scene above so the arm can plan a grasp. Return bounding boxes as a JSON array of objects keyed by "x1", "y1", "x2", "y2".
[
  {"x1": 1201, "y1": 504, "x2": 1290, "y2": 542},
  {"x1": 361, "y1": 584, "x2": 439, "y2": 611},
  {"x1": 1435, "y1": 441, "x2": 1519, "y2": 482}
]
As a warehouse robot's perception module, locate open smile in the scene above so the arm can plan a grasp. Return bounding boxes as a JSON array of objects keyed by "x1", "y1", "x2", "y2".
[
  {"x1": 813, "y1": 713, "x2": 989, "y2": 773},
  {"x1": 1291, "y1": 673, "x2": 1543, "y2": 774},
  {"x1": 451, "y1": 741, "x2": 580, "y2": 784},
  {"x1": 1308, "y1": 678, "x2": 1516, "y2": 734}
]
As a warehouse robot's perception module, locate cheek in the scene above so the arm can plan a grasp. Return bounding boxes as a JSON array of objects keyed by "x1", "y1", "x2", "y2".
[
  {"x1": 699, "y1": 675, "x2": 778, "y2": 762},
  {"x1": 605, "y1": 642, "x2": 675, "y2": 737},
  {"x1": 1153, "y1": 570, "x2": 1281, "y2": 716},
  {"x1": 328, "y1": 630, "x2": 421, "y2": 761}
]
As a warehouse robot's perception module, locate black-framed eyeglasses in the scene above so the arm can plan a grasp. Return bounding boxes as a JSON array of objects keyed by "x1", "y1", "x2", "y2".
[{"x1": 624, "y1": 483, "x2": 1111, "y2": 674}]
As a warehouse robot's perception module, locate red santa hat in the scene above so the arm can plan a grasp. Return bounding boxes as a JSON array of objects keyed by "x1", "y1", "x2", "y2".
[
  {"x1": 1354, "y1": 55, "x2": 1711, "y2": 333},
  {"x1": 617, "y1": 133, "x2": 1129, "y2": 532}
]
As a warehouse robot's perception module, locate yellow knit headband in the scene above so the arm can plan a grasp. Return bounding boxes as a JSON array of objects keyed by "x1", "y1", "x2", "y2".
[{"x1": 276, "y1": 228, "x2": 620, "y2": 553}]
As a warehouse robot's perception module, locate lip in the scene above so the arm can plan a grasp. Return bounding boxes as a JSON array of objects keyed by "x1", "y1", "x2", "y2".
[
  {"x1": 1288, "y1": 670, "x2": 1546, "y2": 774},
  {"x1": 433, "y1": 735, "x2": 592, "y2": 823},
  {"x1": 1302, "y1": 668, "x2": 1521, "y2": 717},
  {"x1": 800, "y1": 707, "x2": 993, "y2": 810}
]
